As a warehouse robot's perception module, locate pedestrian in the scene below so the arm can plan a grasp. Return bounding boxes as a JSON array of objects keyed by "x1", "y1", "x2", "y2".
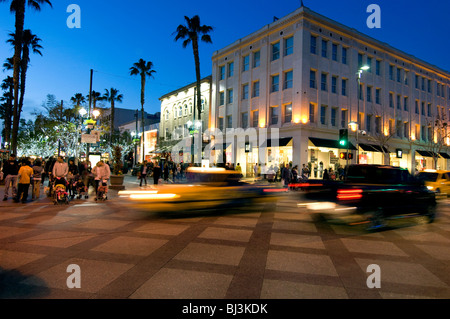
[
  {"x1": 323, "y1": 168, "x2": 329, "y2": 180},
  {"x1": 2, "y1": 154, "x2": 19, "y2": 201},
  {"x1": 14, "y1": 159, "x2": 33, "y2": 203},
  {"x1": 52, "y1": 156, "x2": 69, "y2": 187},
  {"x1": 92, "y1": 160, "x2": 111, "y2": 194},
  {"x1": 139, "y1": 160, "x2": 148, "y2": 186},
  {"x1": 163, "y1": 163, "x2": 169, "y2": 182},
  {"x1": 153, "y1": 163, "x2": 161, "y2": 185},
  {"x1": 281, "y1": 163, "x2": 291, "y2": 187},
  {"x1": 31, "y1": 159, "x2": 44, "y2": 200}
]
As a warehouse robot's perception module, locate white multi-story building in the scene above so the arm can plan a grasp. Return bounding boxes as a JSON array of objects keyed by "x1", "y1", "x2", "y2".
[{"x1": 210, "y1": 5, "x2": 450, "y2": 177}]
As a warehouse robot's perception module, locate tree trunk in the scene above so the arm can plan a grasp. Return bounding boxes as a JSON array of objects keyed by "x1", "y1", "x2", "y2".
[
  {"x1": 11, "y1": 1, "x2": 26, "y2": 155},
  {"x1": 141, "y1": 75, "x2": 146, "y2": 162},
  {"x1": 110, "y1": 100, "x2": 115, "y2": 145},
  {"x1": 192, "y1": 39, "x2": 202, "y2": 121}
]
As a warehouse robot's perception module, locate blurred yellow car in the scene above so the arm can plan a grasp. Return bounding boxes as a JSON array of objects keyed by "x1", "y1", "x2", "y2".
[
  {"x1": 416, "y1": 169, "x2": 450, "y2": 196},
  {"x1": 117, "y1": 167, "x2": 286, "y2": 213}
]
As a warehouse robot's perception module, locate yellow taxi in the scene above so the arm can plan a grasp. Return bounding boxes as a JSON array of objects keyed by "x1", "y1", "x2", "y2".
[{"x1": 416, "y1": 169, "x2": 450, "y2": 196}]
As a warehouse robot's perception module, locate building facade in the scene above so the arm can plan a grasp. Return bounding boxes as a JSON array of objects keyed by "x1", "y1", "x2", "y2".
[
  {"x1": 210, "y1": 5, "x2": 450, "y2": 177},
  {"x1": 159, "y1": 76, "x2": 212, "y2": 162}
]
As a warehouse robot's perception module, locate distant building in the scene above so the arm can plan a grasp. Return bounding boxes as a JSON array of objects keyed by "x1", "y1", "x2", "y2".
[{"x1": 100, "y1": 107, "x2": 160, "y2": 129}]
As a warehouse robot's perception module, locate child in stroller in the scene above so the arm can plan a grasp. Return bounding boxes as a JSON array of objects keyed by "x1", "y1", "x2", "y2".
[
  {"x1": 53, "y1": 177, "x2": 69, "y2": 205},
  {"x1": 95, "y1": 179, "x2": 108, "y2": 201},
  {"x1": 72, "y1": 176, "x2": 88, "y2": 199}
]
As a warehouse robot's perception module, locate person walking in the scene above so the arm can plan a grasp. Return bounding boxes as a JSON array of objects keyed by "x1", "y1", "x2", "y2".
[
  {"x1": 139, "y1": 160, "x2": 149, "y2": 186},
  {"x1": 14, "y1": 159, "x2": 33, "y2": 203},
  {"x1": 52, "y1": 156, "x2": 69, "y2": 187},
  {"x1": 31, "y1": 159, "x2": 44, "y2": 200},
  {"x1": 282, "y1": 163, "x2": 291, "y2": 187},
  {"x1": 92, "y1": 160, "x2": 111, "y2": 195},
  {"x1": 2, "y1": 154, "x2": 19, "y2": 201},
  {"x1": 153, "y1": 163, "x2": 161, "y2": 185}
]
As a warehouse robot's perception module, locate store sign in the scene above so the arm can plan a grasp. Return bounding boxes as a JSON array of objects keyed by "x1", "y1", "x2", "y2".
[
  {"x1": 81, "y1": 134, "x2": 97, "y2": 144},
  {"x1": 396, "y1": 149, "x2": 402, "y2": 158}
]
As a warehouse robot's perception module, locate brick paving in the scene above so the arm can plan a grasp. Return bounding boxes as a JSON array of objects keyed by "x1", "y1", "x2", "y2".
[{"x1": 0, "y1": 174, "x2": 449, "y2": 300}]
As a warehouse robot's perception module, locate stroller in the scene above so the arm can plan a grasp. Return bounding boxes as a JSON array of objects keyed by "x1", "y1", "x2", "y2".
[
  {"x1": 95, "y1": 180, "x2": 108, "y2": 201},
  {"x1": 53, "y1": 177, "x2": 69, "y2": 205},
  {"x1": 71, "y1": 177, "x2": 88, "y2": 199}
]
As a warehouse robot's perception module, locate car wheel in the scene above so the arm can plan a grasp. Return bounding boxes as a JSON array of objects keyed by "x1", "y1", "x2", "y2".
[{"x1": 367, "y1": 208, "x2": 385, "y2": 231}]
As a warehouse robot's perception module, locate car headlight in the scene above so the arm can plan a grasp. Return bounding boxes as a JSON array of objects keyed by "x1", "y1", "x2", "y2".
[{"x1": 426, "y1": 186, "x2": 434, "y2": 190}]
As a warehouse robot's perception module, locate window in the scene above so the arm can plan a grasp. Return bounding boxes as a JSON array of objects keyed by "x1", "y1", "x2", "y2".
[
  {"x1": 366, "y1": 86, "x2": 372, "y2": 102},
  {"x1": 342, "y1": 47, "x2": 347, "y2": 64},
  {"x1": 252, "y1": 110, "x2": 259, "y2": 127},
  {"x1": 415, "y1": 75, "x2": 419, "y2": 89},
  {"x1": 366, "y1": 114, "x2": 372, "y2": 132},
  {"x1": 310, "y1": 35, "x2": 317, "y2": 54},
  {"x1": 404, "y1": 71, "x2": 409, "y2": 85},
  {"x1": 284, "y1": 36, "x2": 293, "y2": 56},
  {"x1": 165, "y1": 109, "x2": 170, "y2": 121},
  {"x1": 218, "y1": 117, "x2": 224, "y2": 131},
  {"x1": 331, "y1": 76, "x2": 337, "y2": 93},
  {"x1": 184, "y1": 104, "x2": 188, "y2": 116},
  {"x1": 437, "y1": 83, "x2": 441, "y2": 97},
  {"x1": 219, "y1": 66, "x2": 225, "y2": 80},
  {"x1": 421, "y1": 125, "x2": 426, "y2": 140},
  {"x1": 284, "y1": 103, "x2": 292, "y2": 123},
  {"x1": 321, "y1": 73, "x2": 327, "y2": 91},
  {"x1": 375, "y1": 88, "x2": 381, "y2": 104},
  {"x1": 310, "y1": 70, "x2": 316, "y2": 89},
  {"x1": 422, "y1": 77, "x2": 425, "y2": 91},
  {"x1": 389, "y1": 92, "x2": 394, "y2": 107},
  {"x1": 253, "y1": 51, "x2": 260, "y2": 68},
  {"x1": 341, "y1": 109, "x2": 348, "y2": 128},
  {"x1": 341, "y1": 79, "x2": 347, "y2": 96},
  {"x1": 270, "y1": 106, "x2": 279, "y2": 125},
  {"x1": 331, "y1": 107, "x2": 337, "y2": 127},
  {"x1": 284, "y1": 70, "x2": 293, "y2": 89},
  {"x1": 271, "y1": 74, "x2": 279, "y2": 92},
  {"x1": 404, "y1": 96, "x2": 408, "y2": 111},
  {"x1": 227, "y1": 62, "x2": 234, "y2": 77},
  {"x1": 421, "y1": 102, "x2": 425, "y2": 115},
  {"x1": 242, "y1": 84, "x2": 249, "y2": 100},
  {"x1": 359, "y1": 84, "x2": 363, "y2": 100},
  {"x1": 389, "y1": 65, "x2": 394, "y2": 80},
  {"x1": 321, "y1": 39, "x2": 328, "y2": 58},
  {"x1": 309, "y1": 103, "x2": 315, "y2": 123},
  {"x1": 415, "y1": 100, "x2": 419, "y2": 114},
  {"x1": 376, "y1": 60, "x2": 381, "y2": 76},
  {"x1": 375, "y1": 116, "x2": 381, "y2": 134},
  {"x1": 242, "y1": 55, "x2": 249, "y2": 72},
  {"x1": 404, "y1": 122, "x2": 409, "y2": 138},
  {"x1": 227, "y1": 89, "x2": 233, "y2": 104},
  {"x1": 428, "y1": 79, "x2": 432, "y2": 93},
  {"x1": 427, "y1": 103, "x2": 432, "y2": 117},
  {"x1": 397, "y1": 95, "x2": 401, "y2": 110},
  {"x1": 227, "y1": 115, "x2": 232, "y2": 129},
  {"x1": 367, "y1": 56, "x2": 372, "y2": 72},
  {"x1": 219, "y1": 91, "x2": 225, "y2": 106},
  {"x1": 178, "y1": 105, "x2": 182, "y2": 117},
  {"x1": 332, "y1": 43, "x2": 338, "y2": 61},
  {"x1": 252, "y1": 81, "x2": 260, "y2": 97},
  {"x1": 320, "y1": 105, "x2": 327, "y2": 125},
  {"x1": 358, "y1": 53, "x2": 363, "y2": 68},
  {"x1": 272, "y1": 42, "x2": 280, "y2": 61},
  {"x1": 397, "y1": 68, "x2": 401, "y2": 82},
  {"x1": 241, "y1": 112, "x2": 248, "y2": 129},
  {"x1": 320, "y1": 73, "x2": 328, "y2": 91}
]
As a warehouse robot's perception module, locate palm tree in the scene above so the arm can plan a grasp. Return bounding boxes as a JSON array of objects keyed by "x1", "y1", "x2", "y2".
[
  {"x1": 0, "y1": 76, "x2": 14, "y2": 148},
  {"x1": 173, "y1": 15, "x2": 213, "y2": 121},
  {"x1": 87, "y1": 90, "x2": 102, "y2": 110},
  {"x1": 0, "y1": 0, "x2": 52, "y2": 154},
  {"x1": 101, "y1": 88, "x2": 123, "y2": 144},
  {"x1": 130, "y1": 59, "x2": 156, "y2": 161},
  {"x1": 8, "y1": 29, "x2": 43, "y2": 130},
  {"x1": 70, "y1": 93, "x2": 85, "y2": 114}
]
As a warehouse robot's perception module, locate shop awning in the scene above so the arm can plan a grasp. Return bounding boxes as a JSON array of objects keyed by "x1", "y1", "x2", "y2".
[
  {"x1": 359, "y1": 143, "x2": 389, "y2": 153},
  {"x1": 260, "y1": 137, "x2": 293, "y2": 148},
  {"x1": 309, "y1": 137, "x2": 357, "y2": 150},
  {"x1": 416, "y1": 150, "x2": 440, "y2": 157},
  {"x1": 439, "y1": 152, "x2": 450, "y2": 159}
]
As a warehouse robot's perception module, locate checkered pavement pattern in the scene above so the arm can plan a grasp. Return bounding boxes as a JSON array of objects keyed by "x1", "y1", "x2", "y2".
[{"x1": 0, "y1": 180, "x2": 449, "y2": 299}]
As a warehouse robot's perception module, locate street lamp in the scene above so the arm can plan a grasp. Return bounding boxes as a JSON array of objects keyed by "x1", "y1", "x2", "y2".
[{"x1": 356, "y1": 65, "x2": 370, "y2": 164}]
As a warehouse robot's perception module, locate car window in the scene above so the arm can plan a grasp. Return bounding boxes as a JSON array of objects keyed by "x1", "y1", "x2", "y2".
[
  {"x1": 441, "y1": 174, "x2": 447, "y2": 181},
  {"x1": 417, "y1": 172, "x2": 438, "y2": 182},
  {"x1": 446, "y1": 173, "x2": 450, "y2": 180}
]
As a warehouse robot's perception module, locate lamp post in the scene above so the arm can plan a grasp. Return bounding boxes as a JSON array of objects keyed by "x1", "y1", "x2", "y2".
[{"x1": 355, "y1": 65, "x2": 370, "y2": 164}]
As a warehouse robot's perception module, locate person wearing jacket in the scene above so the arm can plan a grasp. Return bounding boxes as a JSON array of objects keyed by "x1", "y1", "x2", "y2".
[
  {"x1": 92, "y1": 160, "x2": 110, "y2": 194},
  {"x1": 2, "y1": 154, "x2": 19, "y2": 201},
  {"x1": 52, "y1": 156, "x2": 69, "y2": 187},
  {"x1": 31, "y1": 159, "x2": 44, "y2": 200},
  {"x1": 14, "y1": 159, "x2": 33, "y2": 203}
]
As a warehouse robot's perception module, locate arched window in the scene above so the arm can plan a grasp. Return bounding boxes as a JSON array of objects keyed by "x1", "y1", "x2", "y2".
[
  {"x1": 178, "y1": 105, "x2": 182, "y2": 117},
  {"x1": 173, "y1": 105, "x2": 177, "y2": 119},
  {"x1": 184, "y1": 104, "x2": 188, "y2": 116},
  {"x1": 201, "y1": 98, "x2": 206, "y2": 111},
  {"x1": 165, "y1": 109, "x2": 170, "y2": 121}
]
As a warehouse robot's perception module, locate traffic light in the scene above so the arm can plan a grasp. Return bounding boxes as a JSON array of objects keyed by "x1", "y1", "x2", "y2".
[
  {"x1": 348, "y1": 152, "x2": 353, "y2": 159},
  {"x1": 339, "y1": 129, "x2": 348, "y2": 147},
  {"x1": 339, "y1": 152, "x2": 347, "y2": 159}
]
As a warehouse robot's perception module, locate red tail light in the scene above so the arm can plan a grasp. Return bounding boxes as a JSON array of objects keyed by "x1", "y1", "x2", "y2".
[{"x1": 337, "y1": 189, "x2": 363, "y2": 200}]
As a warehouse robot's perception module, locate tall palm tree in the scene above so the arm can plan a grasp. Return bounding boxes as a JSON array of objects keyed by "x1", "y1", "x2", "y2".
[
  {"x1": 101, "y1": 88, "x2": 123, "y2": 144},
  {"x1": 173, "y1": 15, "x2": 213, "y2": 121},
  {"x1": 0, "y1": 76, "x2": 14, "y2": 148},
  {"x1": 0, "y1": 0, "x2": 52, "y2": 154},
  {"x1": 130, "y1": 59, "x2": 156, "y2": 161},
  {"x1": 87, "y1": 90, "x2": 102, "y2": 110},
  {"x1": 8, "y1": 29, "x2": 43, "y2": 130}
]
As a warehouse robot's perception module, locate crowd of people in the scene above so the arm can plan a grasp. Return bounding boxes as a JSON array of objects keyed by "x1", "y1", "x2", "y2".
[{"x1": 0, "y1": 154, "x2": 111, "y2": 203}]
